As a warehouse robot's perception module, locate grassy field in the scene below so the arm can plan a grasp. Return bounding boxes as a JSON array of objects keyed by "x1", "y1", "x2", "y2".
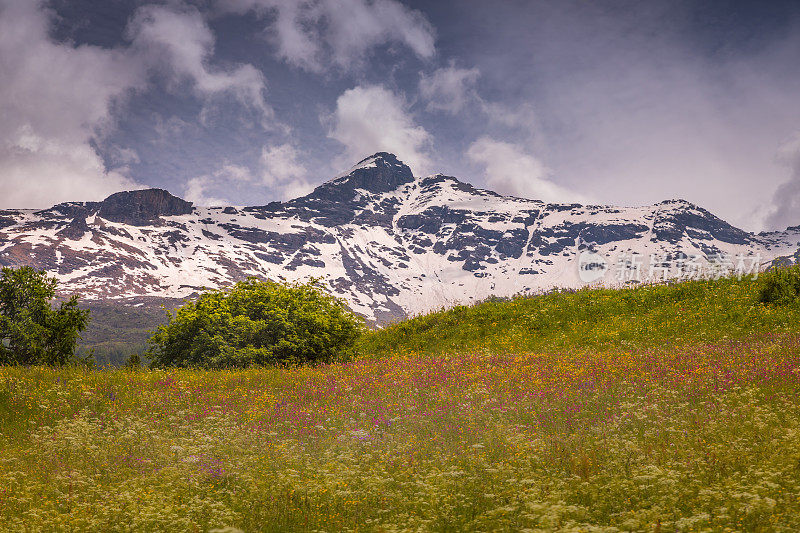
[
  {"x1": 357, "y1": 276, "x2": 800, "y2": 357},
  {"x1": 2, "y1": 274, "x2": 800, "y2": 531}
]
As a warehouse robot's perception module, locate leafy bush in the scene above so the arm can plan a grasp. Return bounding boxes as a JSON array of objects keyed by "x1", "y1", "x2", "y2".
[
  {"x1": 123, "y1": 353, "x2": 142, "y2": 369},
  {"x1": 148, "y1": 278, "x2": 363, "y2": 368},
  {"x1": 0, "y1": 266, "x2": 90, "y2": 365},
  {"x1": 758, "y1": 265, "x2": 800, "y2": 305}
]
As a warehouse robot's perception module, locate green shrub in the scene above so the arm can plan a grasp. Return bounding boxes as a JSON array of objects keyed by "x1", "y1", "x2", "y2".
[
  {"x1": 759, "y1": 266, "x2": 800, "y2": 305},
  {"x1": 0, "y1": 266, "x2": 90, "y2": 365},
  {"x1": 123, "y1": 353, "x2": 142, "y2": 369},
  {"x1": 148, "y1": 278, "x2": 363, "y2": 368}
]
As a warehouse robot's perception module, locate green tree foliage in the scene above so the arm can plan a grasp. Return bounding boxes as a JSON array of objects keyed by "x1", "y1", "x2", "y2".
[
  {"x1": 123, "y1": 353, "x2": 142, "y2": 369},
  {"x1": 148, "y1": 278, "x2": 364, "y2": 368},
  {"x1": 0, "y1": 266, "x2": 90, "y2": 365},
  {"x1": 759, "y1": 265, "x2": 800, "y2": 305}
]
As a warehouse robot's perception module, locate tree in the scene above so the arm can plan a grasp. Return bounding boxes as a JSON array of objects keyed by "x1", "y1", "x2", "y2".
[
  {"x1": 0, "y1": 266, "x2": 90, "y2": 365},
  {"x1": 148, "y1": 278, "x2": 364, "y2": 368}
]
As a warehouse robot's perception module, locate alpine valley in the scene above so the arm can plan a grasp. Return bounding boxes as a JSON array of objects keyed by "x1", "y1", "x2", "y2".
[{"x1": 1, "y1": 153, "x2": 799, "y2": 359}]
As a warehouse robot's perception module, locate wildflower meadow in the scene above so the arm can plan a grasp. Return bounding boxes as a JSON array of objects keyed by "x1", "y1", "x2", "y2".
[{"x1": 2, "y1": 275, "x2": 800, "y2": 531}]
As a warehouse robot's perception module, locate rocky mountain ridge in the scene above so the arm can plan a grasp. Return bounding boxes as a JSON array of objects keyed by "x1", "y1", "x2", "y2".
[{"x1": 1, "y1": 152, "x2": 798, "y2": 323}]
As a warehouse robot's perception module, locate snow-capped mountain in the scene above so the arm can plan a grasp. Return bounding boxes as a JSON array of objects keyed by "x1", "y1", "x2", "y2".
[{"x1": 1, "y1": 152, "x2": 798, "y2": 323}]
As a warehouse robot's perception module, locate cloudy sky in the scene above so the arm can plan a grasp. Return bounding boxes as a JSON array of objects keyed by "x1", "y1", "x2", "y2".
[{"x1": 1, "y1": 0, "x2": 799, "y2": 231}]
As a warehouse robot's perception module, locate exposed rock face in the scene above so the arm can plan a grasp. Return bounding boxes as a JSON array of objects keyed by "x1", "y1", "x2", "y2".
[
  {"x1": 0, "y1": 152, "x2": 798, "y2": 323},
  {"x1": 259, "y1": 152, "x2": 415, "y2": 228},
  {"x1": 650, "y1": 200, "x2": 752, "y2": 245},
  {"x1": 319, "y1": 152, "x2": 415, "y2": 195},
  {"x1": 56, "y1": 214, "x2": 91, "y2": 240},
  {"x1": 98, "y1": 189, "x2": 193, "y2": 226}
]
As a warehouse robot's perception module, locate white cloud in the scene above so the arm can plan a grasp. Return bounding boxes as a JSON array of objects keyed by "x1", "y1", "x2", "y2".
[
  {"x1": 184, "y1": 175, "x2": 230, "y2": 207},
  {"x1": 107, "y1": 146, "x2": 141, "y2": 166},
  {"x1": 217, "y1": 163, "x2": 254, "y2": 183},
  {"x1": 0, "y1": 0, "x2": 287, "y2": 209},
  {"x1": 184, "y1": 163, "x2": 253, "y2": 206},
  {"x1": 328, "y1": 85, "x2": 431, "y2": 174},
  {"x1": 217, "y1": 0, "x2": 435, "y2": 72},
  {"x1": 466, "y1": 137, "x2": 585, "y2": 203},
  {"x1": 480, "y1": 101, "x2": 538, "y2": 134},
  {"x1": 419, "y1": 64, "x2": 480, "y2": 114},
  {"x1": 465, "y1": 1, "x2": 800, "y2": 232},
  {"x1": 260, "y1": 143, "x2": 313, "y2": 199},
  {"x1": 765, "y1": 132, "x2": 800, "y2": 230},
  {"x1": 186, "y1": 144, "x2": 313, "y2": 205},
  {"x1": 0, "y1": 0, "x2": 145, "y2": 209},
  {"x1": 152, "y1": 115, "x2": 194, "y2": 144},
  {"x1": 128, "y1": 4, "x2": 278, "y2": 128}
]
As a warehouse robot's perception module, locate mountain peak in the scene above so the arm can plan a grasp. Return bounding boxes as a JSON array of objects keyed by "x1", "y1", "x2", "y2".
[
  {"x1": 351, "y1": 152, "x2": 405, "y2": 170},
  {"x1": 317, "y1": 153, "x2": 414, "y2": 197},
  {"x1": 98, "y1": 188, "x2": 193, "y2": 226}
]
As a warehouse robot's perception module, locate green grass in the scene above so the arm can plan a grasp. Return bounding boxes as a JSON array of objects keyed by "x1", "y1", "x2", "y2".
[
  {"x1": 358, "y1": 273, "x2": 799, "y2": 358},
  {"x1": 2, "y1": 270, "x2": 800, "y2": 531}
]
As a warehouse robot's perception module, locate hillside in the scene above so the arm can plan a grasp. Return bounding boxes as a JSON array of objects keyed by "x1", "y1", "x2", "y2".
[
  {"x1": 75, "y1": 297, "x2": 183, "y2": 366},
  {"x1": 76, "y1": 271, "x2": 793, "y2": 366},
  {"x1": 358, "y1": 271, "x2": 799, "y2": 358}
]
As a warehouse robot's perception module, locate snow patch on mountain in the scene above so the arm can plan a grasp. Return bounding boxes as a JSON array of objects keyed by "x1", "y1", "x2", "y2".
[{"x1": 1, "y1": 153, "x2": 798, "y2": 323}]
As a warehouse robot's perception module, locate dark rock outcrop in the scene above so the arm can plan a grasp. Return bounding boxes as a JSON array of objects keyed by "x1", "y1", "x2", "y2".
[
  {"x1": 98, "y1": 189, "x2": 193, "y2": 226},
  {"x1": 252, "y1": 152, "x2": 414, "y2": 227},
  {"x1": 317, "y1": 152, "x2": 414, "y2": 196},
  {"x1": 57, "y1": 214, "x2": 91, "y2": 240},
  {"x1": 652, "y1": 200, "x2": 751, "y2": 245}
]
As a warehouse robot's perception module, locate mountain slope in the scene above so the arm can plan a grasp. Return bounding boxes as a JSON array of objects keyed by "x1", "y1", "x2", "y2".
[{"x1": 1, "y1": 152, "x2": 798, "y2": 323}]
